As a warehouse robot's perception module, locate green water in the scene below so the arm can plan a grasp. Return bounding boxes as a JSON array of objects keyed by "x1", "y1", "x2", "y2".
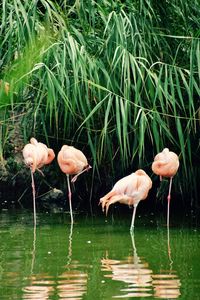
[{"x1": 0, "y1": 211, "x2": 199, "y2": 300}]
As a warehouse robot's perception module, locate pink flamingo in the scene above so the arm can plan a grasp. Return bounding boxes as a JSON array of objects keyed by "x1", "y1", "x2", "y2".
[
  {"x1": 99, "y1": 169, "x2": 152, "y2": 231},
  {"x1": 22, "y1": 138, "x2": 55, "y2": 225},
  {"x1": 152, "y1": 148, "x2": 179, "y2": 228},
  {"x1": 57, "y1": 145, "x2": 91, "y2": 224}
]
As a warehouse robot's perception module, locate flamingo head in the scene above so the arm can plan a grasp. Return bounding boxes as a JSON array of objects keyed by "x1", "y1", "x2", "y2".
[{"x1": 24, "y1": 157, "x2": 36, "y2": 173}]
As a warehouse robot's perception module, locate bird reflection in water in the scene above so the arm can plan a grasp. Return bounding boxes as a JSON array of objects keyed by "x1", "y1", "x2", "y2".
[
  {"x1": 101, "y1": 233, "x2": 153, "y2": 298},
  {"x1": 152, "y1": 273, "x2": 181, "y2": 299},
  {"x1": 22, "y1": 267, "x2": 87, "y2": 300},
  {"x1": 22, "y1": 223, "x2": 88, "y2": 300},
  {"x1": 101, "y1": 233, "x2": 181, "y2": 299},
  {"x1": 57, "y1": 223, "x2": 88, "y2": 299},
  {"x1": 152, "y1": 228, "x2": 181, "y2": 299},
  {"x1": 22, "y1": 276, "x2": 54, "y2": 299}
]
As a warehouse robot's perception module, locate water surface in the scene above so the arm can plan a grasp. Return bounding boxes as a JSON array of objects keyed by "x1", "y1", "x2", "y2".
[{"x1": 0, "y1": 211, "x2": 199, "y2": 299}]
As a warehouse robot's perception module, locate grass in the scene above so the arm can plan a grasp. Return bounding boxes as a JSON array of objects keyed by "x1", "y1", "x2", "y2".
[{"x1": 0, "y1": 0, "x2": 200, "y2": 208}]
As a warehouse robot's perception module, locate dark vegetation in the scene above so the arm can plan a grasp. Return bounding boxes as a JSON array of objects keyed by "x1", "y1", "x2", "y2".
[{"x1": 0, "y1": 0, "x2": 200, "y2": 218}]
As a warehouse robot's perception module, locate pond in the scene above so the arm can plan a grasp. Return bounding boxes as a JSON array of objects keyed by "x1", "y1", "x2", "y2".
[{"x1": 0, "y1": 210, "x2": 199, "y2": 299}]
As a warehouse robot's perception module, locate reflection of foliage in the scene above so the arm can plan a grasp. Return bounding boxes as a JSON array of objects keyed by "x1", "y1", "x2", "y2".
[{"x1": 0, "y1": 0, "x2": 200, "y2": 208}]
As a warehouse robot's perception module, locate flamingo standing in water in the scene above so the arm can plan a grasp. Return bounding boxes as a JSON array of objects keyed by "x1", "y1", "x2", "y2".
[
  {"x1": 99, "y1": 169, "x2": 152, "y2": 231},
  {"x1": 22, "y1": 138, "x2": 55, "y2": 225},
  {"x1": 57, "y1": 145, "x2": 91, "y2": 224},
  {"x1": 152, "y1": 148, "x2": 179, "y2": 228}
]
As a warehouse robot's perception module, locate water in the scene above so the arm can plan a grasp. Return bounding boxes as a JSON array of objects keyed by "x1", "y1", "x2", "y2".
[{"x1": 0, "y1": 211, "x2": 200, "y2": 299}]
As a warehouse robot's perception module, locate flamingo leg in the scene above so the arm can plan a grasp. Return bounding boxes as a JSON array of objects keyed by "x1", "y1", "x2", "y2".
[
  {"x1": 71, "y1": 165, "x2": 92, "y2": 183},
  {"x1": 130, "y1": 204, "x2": 138, "y2": 232},
  {"x1": 36, "y1": 168, "x2": 45, "y2": 177},
  {"x1": 67, "y1": 222, "x2": 73, "y2": 266},
  {"x1": 167, "y1": 224, "x2": 173, "y2": 267},
  {"x1": 130, "y1": 232, "x2": 140, "y2": 265},
  {"x1": 167, "y1": 177, "x2": 173, "y2": 228},
  {"x1": 31, "y1": 222, "x2": 37, "y2": 274},
  {"x1": 30, "y1": 170, "x2": 36, "y2": 227},
  {"x1": 66, "y1": 174, "x2": 74, "y2": 224}
]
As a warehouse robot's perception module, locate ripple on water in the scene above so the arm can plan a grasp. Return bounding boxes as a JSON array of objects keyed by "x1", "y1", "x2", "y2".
[
  {"x1": 101, "y1": 255, "x2": 182, "y2": 299},
  {"x1": 101, "y1": 255, "x2": 153, "y2": 298},
  {"x1": 22, "y1": 262, "x2": 88, "y2": 299}
]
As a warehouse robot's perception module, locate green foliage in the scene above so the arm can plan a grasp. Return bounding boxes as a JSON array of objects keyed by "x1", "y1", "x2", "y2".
[{"x1": 0, "y1": 0, "x2": 200, "y2": 206}]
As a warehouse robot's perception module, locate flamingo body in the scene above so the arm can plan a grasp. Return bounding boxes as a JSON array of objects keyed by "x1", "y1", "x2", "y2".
[
  {"x1": 100, "y1": 169, "x2": 152, "y2": 230},
  {"x1": 23, "y1": 138, "x2": 55, "y2": 172},
  {"x1": 22, "y1": 138, "x2": 55, "y2": 226},
  {"x1": 152, "y1": 148, "x2": 179, "y2": 178},
  {"x1": 57, "y1": 145, "x2": 89, "y2": 175},
  {"x1": 100, "y1": 169, "x2": 152, "y2": 214},
  {"x1": 152, "y1": 148, "x2": 179, "y2": 228},
  {"x1": 57, "y1": 145, "x2": 91, "y2": 224}
]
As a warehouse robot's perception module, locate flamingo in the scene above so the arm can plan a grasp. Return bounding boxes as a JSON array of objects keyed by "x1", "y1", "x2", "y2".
[
  {"x1": 152, "y1": 148, "x2": 179, "y2": 228},
  {"x1": 22, "y1": 138, "x2": 55, "y2": 225},
  {"x1": 99, "y1": 169, "x2": 152, "y2": 231},
  {"x1": 57, "y1": 145, "x2": 91, "y2": 224}
]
